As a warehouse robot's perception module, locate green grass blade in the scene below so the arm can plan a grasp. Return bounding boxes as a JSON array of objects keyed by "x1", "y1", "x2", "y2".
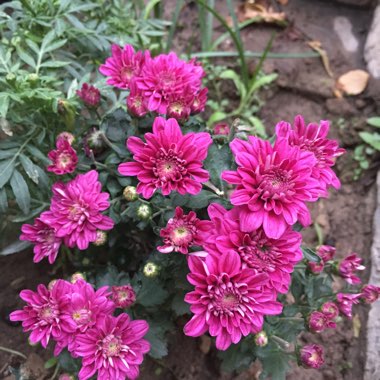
[{"x1": 166, "y1": 0, "x2": 184, "y2": 52}]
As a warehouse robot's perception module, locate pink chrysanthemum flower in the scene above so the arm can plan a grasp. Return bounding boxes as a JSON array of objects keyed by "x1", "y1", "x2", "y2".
[
  {"x1": 99, "y1": 44, "x2": 148, "y2": 89},
  {"x1": 321, "y1": 301, "x2": 339, "y2": 320},
  {"x1": 135, "y1": 52, "x2": 204, "y2": 114},
  {"x1": 40, "y1": 170, "x2": 114, "y2": 250},
  {"x1": 47, "y1": 137, "x2": 78, "y2": 175},
  {"x1": 166, "y1": 91, "x2": 194, "y2": 122},
  {"x1": 74, "y1": 314, "x2": 150, "y2": 380},
  {"x1": 316, "y1": 245, "x2": 336, "y2": 262},
  {"x1": 308, "y1": 311, "x2": 336, "y2": 333},
  {"x1": 276, "y1": 115, "x2": 345, "y2": 196},
  {"x1": 157, "y1": 206, "x2": 212, "y2": 254},
  {"x1": 184, "y1": 251, "x2": 282, "y2": 350},
  {"x1": 360, "y1": 284, "x2": 380, "y2": 304},
  {"x1": 205, "y1": 204, "x2": 302, "y2": 293},
  {"x1": 56, "y1": 280, "x2": 115, "y2": 355},
  {"x1": 214, "y1": 123, "x2": 230, "y2": 136},
  {"x1": 336, "y1": 293, "x2": 361, "y2": 318},
  {"x1": 191, "y1": 88, "x2": 208, "y2": 114},
  {"x1": 338, "y1": 253, "x2": 365, "y2": 285},
  {"x1": 20, "y1": 214, "x2": 62, "y2": 264},
  {"x1": 127, "y1": 79, "x2": 148, "y2": 117},
  {"x1": 299, "y1": 344, "x2": 325, "y2": 369},
  {"x1": 308, "y1": 261, "x2": 324, "y2": 274},
  {"x1": 57, "y1": 132, "x2": 75, "y2": 145},
  {"x1": 112, "y1": 285, "x2": 136, "y2": 309},
  {"x1": 118, "y1": 117, "x2": 212, "y2": 199},
  {"x1": 76, "y1": 83, "x2": 101, "y2": 107},
  {"x1": 222, "y1": 137, "x2": 320, "y2": 239},
  {"x1": 9, "y1": 280, "x2": 74, "y2": 348}
]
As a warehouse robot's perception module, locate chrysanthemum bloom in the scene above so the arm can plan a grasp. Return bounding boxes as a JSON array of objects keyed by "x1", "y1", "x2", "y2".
[
  {"x1": 276, "y1": 115, "x2": 345, "y2": 196},
  {"x1": 166, "y1": 91, "x2": 193, "y2": 122},
  {"x1": 338, "y1": 253, "x2": 365, "y2": 285},
  {"x1": 20, "y1": 214, "x2": 62, "y2": 264},
  {"x1": 135, "y1": 53, "x2": 205, "y2": 114},
  {"x1": 191, "y1": 88, "x2": 208, "y2": 114},
  {"x1": 316, "y1": 245, "x2": 336, "y2": 262},
  {"x1": 299, "y1": 344, "x2": 325, "y2": 369},
  {"x1": 321, "y1": 301, "x2": 339, "y2": 320},
  {"x1": 127, "y1": 80, "x2": 148, "y2": 117},
  {"x1": 308, "y1": 261, "x2": 324, "y2": 274},
  {"x1": 112, "y1": 285, "x2": 136, "y2": 309},
  {"x1": 157, "y1": 207, "x2": 212, "y2": 254},
  {"x1": 56, "y1": 280, "x2": 115, "y2": 355},
  {"x1": 9, "y1": 280, "x2": 74, "y2": 348},
  {"x1": 308, "y1": 311, "x2": 336, "y2": 333},
  {"x1": 360, "y1": 284, "x2": 380, "y2": 304},
  {"x1": 184, "y1": 251, "x2": 282, "y2": 350},
  {"x1": 57, "y1": 132, "x2": 75, "y2": 145},
  {"x1": 74, "y1": 314, "x2": 150, "y2": 380},
  {"x1": 99, "y1": 44, "x2": 148, "y2": 89},
  {"x1": 205, "y1": 204, "x2": 302, "y2": 293},
  {"x1": 336, "y1": 293, "x2": 361, "y2": 318},
  {"x1": 40, "y1": 170, "x2": 114, "y2": 250},
  {"x1": 47, "y1": 137, "x2": 78, "y2": 175},
  {"x1": 118, "y1": 117, "x2": 212, "y2": 198},
  {"x1": 221, "y1": 137, "x2": 320, "y2": 239},
  {"x1": 76, "y1": 83, "x2": 101, "y2": 107},
  {"x1": 214, "y1": 123, "x2": 230, "y2": 136}
]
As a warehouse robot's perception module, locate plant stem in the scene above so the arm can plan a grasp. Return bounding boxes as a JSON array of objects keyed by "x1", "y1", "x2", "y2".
[
  {"x1": 49, "y1": 363, "x2": 60, "y2": 380},
  {"x1": 0, "y1": 345, "x2": 27, "y2": 360},
  {"x1": 271, "y1": 335, "x2": 291, "y2": 350},
  {"x1": 203, "y1": 181, "x2": 224, "y2": 196}
]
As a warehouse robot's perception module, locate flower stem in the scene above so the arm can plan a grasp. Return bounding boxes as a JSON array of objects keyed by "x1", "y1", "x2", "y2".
[
  {"x1": 271, "y1": 335, "x2": 291, "y2": 350},
  {"x1": 203, "y1": 181, "x2": 224, "y2": 196},
  {"x1": 0, "y1": 345, "x2": 26, "y2": 360}
]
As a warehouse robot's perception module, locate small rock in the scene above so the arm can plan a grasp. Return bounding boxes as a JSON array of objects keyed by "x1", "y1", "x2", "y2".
[
  {"x1": 333, "y1": 16, "x2": 359, "y2": 53},
  {"x1": 19, "y1": 353, "x2": 48, "y2": 380},
  {"x1": 365, "y1": 6, "x2": 380, "y2": 78}
]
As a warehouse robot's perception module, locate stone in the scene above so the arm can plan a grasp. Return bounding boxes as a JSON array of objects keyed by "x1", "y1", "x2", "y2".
[
  {"x1": 333, "y1": 16, "x2": 359, "y2": 53},
  {"x1": 365, "y1": 5, "x2": 380, "y2": 78},
  {"x1": 364, "y1": 171, "x2": 380, "y2": 380}
]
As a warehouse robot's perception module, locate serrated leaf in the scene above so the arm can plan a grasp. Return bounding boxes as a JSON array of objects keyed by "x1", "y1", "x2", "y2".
[
  {"x1": 0, "y1": 93, "x2": 9, "y2": 118},
  {"x1": 16, "y1": 46, "x2": 36, "y2": 68},
  {"x1": 257, "y1": 343, "x2": 290, "y2": 380},
  {"x1": 204, "y1": 144, "x2": 233, "y2": 187},
  {"x1": 184, "y1": 189, "x2": 219, "y2": 209},
  {"x1": 20, "y1": 154, "x2": 39, "y2": 184},
  {"x1": 359, "y1": 131, "x2": 380, "y2": 151},
  {"x1": 43, "y1": 39, "x2": 67, "y2": 54},
  {"x1": 0, "y1": 240, "x2": 30, "y2": 256},
  {"x1": 145, "y1": 326, "x2": 168, "y2": 359},
  {"x1": 171, "y1": 292, "x2": 190, "y2": 316},
  {"x1": 220, "y1": 69, "x2": 247, "y2": 99},
  {"x1": 10, "y1": 169, "x2": 31, "y2": 214},
  {"x1": 137, "y1": 277, "x2": 168, "y2": 307},
  {"x1": 0, "y1": 159, "x2": 15, "y2": 188}
]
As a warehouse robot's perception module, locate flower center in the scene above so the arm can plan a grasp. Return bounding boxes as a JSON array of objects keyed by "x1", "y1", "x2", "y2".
[
  {"x1": 101, "y1": 334, "x2": 122, "y2": 357},
  {"x1": 68, "y1": 203, "x2": 88, "y2": 223},
  {"x1": 170, "y1": 225, "x2": 193, "y2": 246},
  {"x1": 153, "y1": 149, "x2": 186, "y2": 184},
  {"x1": 72, "y1": 308, "x2": 92, "y2": 325},
  {"x1": 120, "y1": 67, "x2": 133, "y2": 82},
  {"x1": 57, "y1": 153, "x2": 73, "y2": 168},
  {"x1": 259, "y1": 167, "x2": 295, "y2": 202},
  {"x1": 39, "y1": 304, "x2": 58, "y2": 323}
]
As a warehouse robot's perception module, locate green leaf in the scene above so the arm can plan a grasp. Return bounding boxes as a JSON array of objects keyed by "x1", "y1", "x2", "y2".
[
  {"x1": 20, "y1": 154, "x2": 39, "y2": 184},
  {"x1": 246, "y1": 115, "x2": 267, "y2": 138},
  {"x1": 185, "y1": 190, "x2": 219, "y2": 209},
  {"x1": 43, "y1": 39, "x2": 67, "y2": 54},
  {"x1": 40, "y1": 61, "x2": 70, "y2": 68},
  {"x1": 359, "y1": 131, "x2": 380, "y2": 151},
  {"x1": 137, "y1": 277, "x2": 169, "y2": 307},
  {"x1": 367, "y1": 117, "x2": 380, "y2": 128},
  {"x1": 0, "y1": 240, "x2": 30, "y2": 256},
  {"x1": 10, "y1": 170, "x2": 31, "y2": 214},
  {"x1": 0, "y1": 187, "x2": 7, "y2": 213},
  {"x1": 0, "y1": 159, "x2": 15, "y2": 188},
  {"x1": 302, "y1": 247, "x2": 320, "y2": 262},
  {"x1": 145, "y1": 325, "x2": 168, "y2": 359},
  {"x1": 257, "y1": 343, "x2": 291, "y2": 380},
  {"x1": 171, "y1": 292, "x2": 190, "y2": 316},
  {"x1": 16, "y1": 46, "x2": 36, "y2": 68},
  {"x1": 58, "y1": 350, "x2": 81, "y2": 372},
  {"x1": 208, "y1": 111, "x2": 227, "y2": 126},
  {"x1": 218, "y1": 340, "x2": 254, "y2": 372},
  {"x1": 44, "y1": 357, "x2": 57, "y2": 369},
  {"x1": 204, "y1": 144, "x2": 233, "y2": 187},
  {"x1": 0, "y1": 93, "x2": 10, "y2": 118},
  {"x1": 0, "y1": 148, "x2": 17, "y2": 160},
  {"x1": 220, "y1": 69, "x2": 247, "y2": 99}
]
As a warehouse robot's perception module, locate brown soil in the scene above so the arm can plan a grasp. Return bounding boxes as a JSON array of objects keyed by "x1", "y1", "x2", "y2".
[{"x1": 1, "y1": 0, "x2": 380, "y2": 379}]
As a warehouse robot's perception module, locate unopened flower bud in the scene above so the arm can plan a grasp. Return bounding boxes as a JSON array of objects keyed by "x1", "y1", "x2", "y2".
[
  {"x1": 360, "y1": 284, "x2": 380, "y2": 304},
  {"x1": 83, "y1": 127, "x2": 106, "y2": 156},
  {"x1": 213, "y1": 123, "x2": 230, "y2": 136},
  {"x1": 316, "y1": 245, "x2": 336, "y2": 262},
  {"x1": 308, "y1": 261, "x2": 324, "y2": 274},
  {"x1": 76, "y1": 83, "x2": 101, "y2": 107},
  {"x1": 48, "y1": 279, "x2": 57, "y2": 291},
  {"x1": 143, "y1": 262, "x2": 159, "y2": 277},
  {"x1": 6, "y1": 73, "x2": 16, "y2": 83},
  {"x1": 308, "y1": 311, "x2": 326, "y2": 333},
  {"x1": 58, "y1": 374, "x2": 75, "y2": 380},
  {"x1": 71, "y1": 272, "x2": 86, "y2": 283},
  {"x1": 321, "y1": 301, "x2": 339, "y2": 320},
  {"x1": 27, "y1": 73, "x2": 39, "y2": 83},
  {"x1": 137, "y1": 204, "x2": 152, "y2": 220},
  {"x1": 123, "y1": 186, "x2": 138, "y2": 201},
  {"x1": 93, "y1": 230, "x2": 107, "y2": 246},
  {"x1": 57, "y1": 132, "x2": 75, "y2": 145},
  {"x1": 299, "y1": 344, "x2": 325, "y2": 369},
  {"x1": 254, "y1": 331, "x2": 268, "y2": 347},
  {"x1": 112, "y1": 285, "x2": 136, "y2": 308}
]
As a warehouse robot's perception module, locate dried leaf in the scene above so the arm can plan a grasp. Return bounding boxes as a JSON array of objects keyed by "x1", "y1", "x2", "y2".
[
  {"x1": 227, "y1": 2, "x2": 286, "y2": 26},
  {"x1": 352, "y1": 313, "x2": 361, "y2": 338},
  {"x1": 307, "y1": 40, "x2": 334, "y2": 77},
  {"x1": 336, "y1": 69, "x2": 370, "y2": 96}
]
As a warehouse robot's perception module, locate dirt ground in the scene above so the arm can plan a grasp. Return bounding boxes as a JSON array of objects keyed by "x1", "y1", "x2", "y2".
[{"x1": 1, "y1": 0, "x2": 380, "y2": 379}]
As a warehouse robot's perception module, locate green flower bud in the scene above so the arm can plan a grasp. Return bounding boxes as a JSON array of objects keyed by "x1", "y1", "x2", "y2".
[
  {"x1": 137, "y1": 204, "x2": 152, "y2": 220},
  {"x1": 123, "y1": 186, "x2": 138, "y2": 202}
]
